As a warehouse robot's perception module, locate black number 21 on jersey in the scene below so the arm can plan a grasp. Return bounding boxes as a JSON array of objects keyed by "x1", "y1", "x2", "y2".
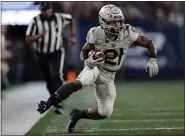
[{"x1": 104, "y1": 48, "x2": 124, "y2": 66}]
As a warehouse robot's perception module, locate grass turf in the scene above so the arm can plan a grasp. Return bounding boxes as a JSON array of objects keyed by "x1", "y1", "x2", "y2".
[{"x1": 26, "y1": 81, "x2": 184, "y2": 136}]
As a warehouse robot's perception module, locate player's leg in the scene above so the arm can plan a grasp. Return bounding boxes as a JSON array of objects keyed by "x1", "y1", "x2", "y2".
[
  {"x1": 50, "y1": 50, "x2": 65, "y2": 114},
  {"x1": 37, "y1": 66, "x2": 99, "y2": 114},
  {"x1": 93, "y1": 82, "x2": 116, "y2": 118},
  {"x1": 67, "y1": 82, "x2": 116, "y2": 133}
]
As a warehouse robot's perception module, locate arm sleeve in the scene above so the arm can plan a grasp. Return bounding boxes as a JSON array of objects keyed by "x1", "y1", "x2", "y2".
[{"x1": 26, "y1": 18, "x2": 36, "y2": 36}]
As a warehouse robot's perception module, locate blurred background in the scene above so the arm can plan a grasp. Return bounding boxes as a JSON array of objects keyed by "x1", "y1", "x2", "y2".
[{"x1": 1, "y1": 1, "x2": 184, "y2": 135}]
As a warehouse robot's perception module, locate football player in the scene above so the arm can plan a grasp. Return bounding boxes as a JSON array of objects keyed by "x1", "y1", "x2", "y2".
[{"x1": 37, "y1": 4, "x2": 159, "y2": 133}]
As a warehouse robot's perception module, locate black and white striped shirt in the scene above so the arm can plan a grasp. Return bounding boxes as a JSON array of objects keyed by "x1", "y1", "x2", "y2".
[{"x1": 26, "y1": 13, "x2": 72, "y2": 54}]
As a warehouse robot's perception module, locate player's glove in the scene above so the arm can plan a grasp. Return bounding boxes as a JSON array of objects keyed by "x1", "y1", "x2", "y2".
[
  {"x1": 85, "y1": 52, "x2": 105, "y2": 69},
  {"x1": 146, "y1": 58, "x2": 159, "y2": 77}
]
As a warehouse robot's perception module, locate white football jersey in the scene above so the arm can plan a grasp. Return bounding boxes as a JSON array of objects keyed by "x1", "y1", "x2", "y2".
[{"x1": 86, "y1": 24, "x2": 138, "y2": 72}]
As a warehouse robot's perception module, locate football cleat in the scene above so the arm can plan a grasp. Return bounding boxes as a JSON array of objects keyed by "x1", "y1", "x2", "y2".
[
  {"x1": 67, "y1": 109, "x2": 82, "y2": 133},
  {"x1": 54, "y1": 102, "x2": 64, "y2": 115},
  {"x1": 37, "y1": 100, "x2": 50, "y2": 114}
]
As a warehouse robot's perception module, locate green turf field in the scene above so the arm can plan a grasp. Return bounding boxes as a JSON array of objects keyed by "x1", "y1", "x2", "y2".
[{"x1": 26, "y1": 81, "x2": 184, "y2": 136}]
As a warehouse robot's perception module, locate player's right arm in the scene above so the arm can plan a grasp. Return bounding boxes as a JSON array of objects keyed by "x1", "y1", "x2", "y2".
[
  {"x1": 80, "y1": 27, "x2": 104, "y2": 68},
  {"x1": 80, "y1": 42, "x2": 104, "y2": 69},
  {"x1": 25, "y1": 18, "x2": 46, "y2": 44},
  {"x1": 80, "y1": 27, "x2": 98, "y2": 61},
  {"x1": 80, "y1": 42, "x2": 95, "y2": 61}
]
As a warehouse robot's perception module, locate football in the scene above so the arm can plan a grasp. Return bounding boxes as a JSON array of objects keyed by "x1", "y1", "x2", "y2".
[{"x1": 88, "y1": 50, "x2": 105, "y2": 60}]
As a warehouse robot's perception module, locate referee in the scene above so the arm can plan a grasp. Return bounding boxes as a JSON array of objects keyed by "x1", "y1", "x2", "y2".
[{"x1": 26, "y1": 2, "x2": 76, "y2": 114}]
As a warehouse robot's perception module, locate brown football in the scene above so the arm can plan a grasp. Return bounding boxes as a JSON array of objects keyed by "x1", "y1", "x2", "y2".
[{"x1": 88, "y1": 50, "x2": 105, "y2": 60}]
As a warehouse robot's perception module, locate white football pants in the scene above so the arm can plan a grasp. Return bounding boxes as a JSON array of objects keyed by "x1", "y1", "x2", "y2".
[{"x1": 76, "y1": 66, "x2": 116, "y2": 117}]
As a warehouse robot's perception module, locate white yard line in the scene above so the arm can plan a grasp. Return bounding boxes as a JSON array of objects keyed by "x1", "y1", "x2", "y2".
[
  {"x1": 56, "y1": 134, "x2": 100, "y2": 136},
  {"x1": 114, "y1": 112, "x2": 183, "y2": 116},
  {"x1": 44, "y1": 113, "x2": 100, "y2": 134},
  {"x1": 48, "y1": 127, "x2": 184, "y2": 132},
  {"x1": 101, "y1": 119, "x2": 184, "y2": 123},
  {"x1": 2, "y1": 82, "x2": 50, "y2": 135},
  {"x1": 114, "y1": 108, "x2": 184, "y2": 112},
  {"x1": 83, "y1": 127, "x2": 184, "y2": 132},
  {"x1": 57, "y1": 134, "x2": 100, "y2": 135},
  {"x1": 47, "y1": 126, "x2": 185, "y2": 135}
]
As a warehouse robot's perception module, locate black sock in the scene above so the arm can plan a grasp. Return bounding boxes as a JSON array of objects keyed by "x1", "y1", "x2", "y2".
[
  {"x1": 46, "y1": 93, "x2": 60, "y2": 107},
  {"x1": 56, "y1": 82, "x2": 78, "y2": 100},
  {"x1": 81, "y1": 109, "x2": 90, "y2": 119},
  {"x1": 45, "y1": 82, "x2": 80, "y2": 108}
]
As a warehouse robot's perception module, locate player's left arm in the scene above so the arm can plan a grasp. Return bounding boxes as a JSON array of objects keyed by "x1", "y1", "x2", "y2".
[
  {"x1": 133, "y1": 36, "x2": 157, "y2": 59},
  {"x1": 132, "y1": 27, "x2": 159, "y2": 77}
]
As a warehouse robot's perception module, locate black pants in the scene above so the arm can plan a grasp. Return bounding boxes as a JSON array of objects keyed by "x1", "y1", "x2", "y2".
[{"x1": 38, "y1": 50, "x2": 65, "y2": 95}]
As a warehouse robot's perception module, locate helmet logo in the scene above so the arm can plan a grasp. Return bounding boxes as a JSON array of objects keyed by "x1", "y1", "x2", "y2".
[{"x1": 111, "y1": 7, "x2": 120, "y2": 14}]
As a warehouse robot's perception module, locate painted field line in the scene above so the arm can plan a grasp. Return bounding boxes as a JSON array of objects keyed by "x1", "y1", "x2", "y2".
[
  {"x1": 102, "y1": 119, "x2": 184, "y2": 123},
  {"x1": 81, "y1": 127, "x2": 185, "y2": 132},
  {"x1": 49, "y1": 127, "x2": 184, "y2": 132},
  {"x1": 114, "y1": 112, "x2": 183, "y2": 116},
  {"x1": 54, "y1": 134, "x2": 100, "y2": 136},
  {"x1": 115, "y1": 108, "x2": 184, "y2": 112}
]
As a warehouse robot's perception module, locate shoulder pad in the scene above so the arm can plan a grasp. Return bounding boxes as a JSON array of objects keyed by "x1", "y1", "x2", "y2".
[
  {"x1": 86, "y1": 27, "x2": 97, "y2": 44},
  {"x1": 86, "y1": 26, "x2": 105, "y2": 44},
  {"x1": 127, "y1": 24, "x2": 138, "y2": 42}
]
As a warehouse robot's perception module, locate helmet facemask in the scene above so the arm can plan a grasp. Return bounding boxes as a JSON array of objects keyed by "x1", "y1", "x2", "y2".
[{"x1": 103, "y1": 19, "x2": 125, "y2": 36}]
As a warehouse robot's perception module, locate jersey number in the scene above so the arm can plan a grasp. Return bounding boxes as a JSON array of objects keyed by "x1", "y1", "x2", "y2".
[{"x1": 104, "y1": 48, "x2": 124, "y2": 66}]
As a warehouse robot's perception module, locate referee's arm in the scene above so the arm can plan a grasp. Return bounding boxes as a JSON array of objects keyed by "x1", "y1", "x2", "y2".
[
  {"x1": 68, "y1": 18, "x2": 76, "y2": 45},
  {"x1": 25, "y1": 18, "x2": 46, "y2": 44},
  {"x1": 69, "y1": 17, "x2": 75, "y2": 37},
  {"x1": 60, "y1": 13, "x2": 76, "y2": 45}
]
